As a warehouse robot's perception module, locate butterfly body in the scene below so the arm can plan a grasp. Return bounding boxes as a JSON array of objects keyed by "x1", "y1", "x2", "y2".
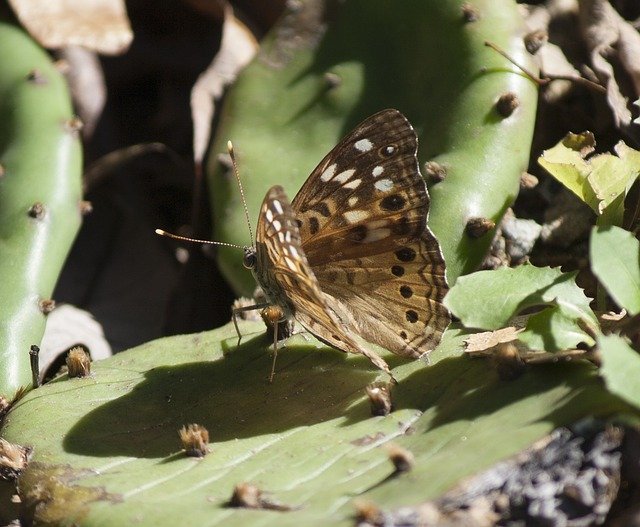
[{"x1": 242, "y1": 109, "x2": 451, "y2": 378}]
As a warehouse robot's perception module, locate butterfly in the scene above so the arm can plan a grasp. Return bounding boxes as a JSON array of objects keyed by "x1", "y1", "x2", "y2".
[{"x1": 158, "y1": 109, "x2": 450, "y2": 382}]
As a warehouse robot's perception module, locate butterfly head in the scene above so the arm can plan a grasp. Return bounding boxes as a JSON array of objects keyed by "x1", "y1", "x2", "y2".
[{"x1": 242, "y1": 246, "x2": 257, "y2": 270}]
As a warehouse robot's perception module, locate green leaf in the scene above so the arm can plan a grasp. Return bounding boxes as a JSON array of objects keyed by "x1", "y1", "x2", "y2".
[
  {"x1": 590, "y1": 225, "x2": 640, "y2": 315},
  {"x1": 537, "y1": 132, "x2": 598, "y2": 211},
  {"x1": 444, "y1": 264, "x2": 596, "y2": 332},
  {"x1": 519, "y1": 305, "x2": 594, "y2": 352},
  {"x1": 538, "y1": 133, "x2": 640, "y2": 225},
  {"x1": 445, "y1": 265, "x2": 596, "y2": 351},
  {"x1": 590, "y1": 142, "x2": 640, "y2": 214},
  {"x1": 1, "y1": 322, "x2": 628, "y2": 525},
  {"x1": 599, "y1": 333, "x2": 640, "y2": 410}
]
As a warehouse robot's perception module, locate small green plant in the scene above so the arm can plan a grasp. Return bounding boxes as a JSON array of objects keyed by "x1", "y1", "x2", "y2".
[
  {"x1": 538, "y1": 132, "x2": 640, "y2": 228},
  {"x1": 444, "y1": 224, "x2": 640, "y2": 410}
]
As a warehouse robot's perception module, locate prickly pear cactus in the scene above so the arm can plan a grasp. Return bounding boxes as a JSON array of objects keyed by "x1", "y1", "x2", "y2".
[
  {"x1": 0, "y1": 19, "x2": 83, "y2": 397},
  {"x1": 1, "y1": 322, "x2": 627, "y2": 525},
  {"x1": 208, "y1": 0, "x2": 538, "y2": 294}
]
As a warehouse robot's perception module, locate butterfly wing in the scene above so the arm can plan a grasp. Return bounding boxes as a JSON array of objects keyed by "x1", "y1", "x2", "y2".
[
  {"x1": 254, "y1": 185, "x2": 392, "y2": 375},
  {"x1": 291, "y1": 109, "x2": 450, "y2": 358}
]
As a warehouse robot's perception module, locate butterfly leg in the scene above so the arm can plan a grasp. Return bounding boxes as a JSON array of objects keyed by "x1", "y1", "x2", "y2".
[
  {"x1": 261, "y1": 305, "x2": 288, "y2": 383},
  {"x1": 232, "y1": 302, "x2": 270, "y2": 348},
  {"x1": 270, "y1": 317, "x2": 279, "y2": 384}
]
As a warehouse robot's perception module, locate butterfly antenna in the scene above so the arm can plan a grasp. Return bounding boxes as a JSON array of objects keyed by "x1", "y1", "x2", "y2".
[
  {"x1": 155, "y1": 229, "x2": 243, "y2": 250},
  {"x1": 227, "y1": 141, "x2": 254, "y2": 247}
]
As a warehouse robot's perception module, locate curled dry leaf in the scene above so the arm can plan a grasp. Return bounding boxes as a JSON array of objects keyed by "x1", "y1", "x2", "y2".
[
  {"x1": 9, "y1": 0, "x2": 132, "y2": 54},
  {"x1": 464, "y1": 321, "x2": 526, "y2": 355},
  {"x1": 579, "y1": 0, "x2": 640, "y2": 128},
  {"x1": 191, "y1": 3, "x2": 259, "y2": 165},
  {"x1": 58, "y1": 46, "x2": 106, "y2": 138},
  {"x1": 39, "y1": 304, "x2": 111, "y2": 382},
  {"x1": 537, "y1": 43, "x2": 583, "y2": 102}
]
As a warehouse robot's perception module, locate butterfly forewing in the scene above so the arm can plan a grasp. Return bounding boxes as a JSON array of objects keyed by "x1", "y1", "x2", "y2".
[
  {"x1": 291, "y1": 109, "x2": 451, "y2": 358},
  {"x1": 293, "y1": 109, "x2": 427, "y2": 261}
]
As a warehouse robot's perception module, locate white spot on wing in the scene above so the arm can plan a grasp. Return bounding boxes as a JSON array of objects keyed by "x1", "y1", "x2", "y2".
[
  {"x1": 344, "y1": 178, "x2": 361, "y2": 189},
  {"x1": 334, "y1": 169, "x2": 355, "y2": 184},
  {"x1": 348, "y1": 196, "x2": 358, "y2": 207},
  {"x1": 343, "y1": 209, "x2": 368, "y2": 223},
  {"x1": 288, "y1": 246, "x2": 299, "y2": 258},
  {"x1": 354, "y1": 139, "x2": 373, "y2": 152},
  {"x1": 265, "y1": 209, "x2": 274, "y2": 222},
  {"x1": 363, "y1": 228, "x2": 391, "y2": 243},
  {"x1": 385, "y1": 146, "x2": 395, "y2": 155},
  {"x1": 372, "y1": 166, "x2": 384, "y2": 177},
  {"x1": 368, "y1": 219, "x2": 390, "y2": 229},
  {"x1": 272, "y1": 220, "x2": 282, "y2": 231},
  {"x1": 374, "y1": 178, "x2": 394, "y2": 192},
  {"x1": 272, "y1": 200, "x2": 283, "y2": 214},
  {"x1": 320, "y1": 163, "x2": 337, "y2": 182}
]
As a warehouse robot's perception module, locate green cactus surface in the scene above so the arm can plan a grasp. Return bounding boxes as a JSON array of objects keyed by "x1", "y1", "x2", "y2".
[
  {"x1": 1, "y1": 322, "x2": 629, "y2": 525},
  {"x1": 207, "y1": 0, "x2": 538, "y2": 294},
  {"x1": 0, "y1": 20, "x2": 83, "y2": 397}
]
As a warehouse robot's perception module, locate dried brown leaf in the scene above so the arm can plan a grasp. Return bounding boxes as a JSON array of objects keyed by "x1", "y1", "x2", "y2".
[
  {"x1": 191, "y1": 3, "x2": 258, "y2": 165},
  {"x1": 39, "y1": 304, "x2": 111, "y2": 381},
  {"x1": 539, "y1": 44, "x2": 583, "y2": 102},
  {"x1": 58, "y1": 46, "x2": 106, "y2": 138},
  {"x1": 464, "y1": 321, "x2": 526, "y2": 355},
  {"x1": 9, "y1": 0, "x2": 132, "y2": 54},
  {"x1": 579, "y1": 0, "x2": 640, "y2": 128}
]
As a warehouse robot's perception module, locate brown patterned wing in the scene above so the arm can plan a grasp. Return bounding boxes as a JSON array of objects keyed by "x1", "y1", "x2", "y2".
[
  {"x1": 254, "y1": 185, "x2": 392, "y2": 375},
  {"x1": 312, "y1": 234, "x2": 450, "y2": 359},
  {"x1": 291, "y1": 109, "x2": 451, "y2": 358}
]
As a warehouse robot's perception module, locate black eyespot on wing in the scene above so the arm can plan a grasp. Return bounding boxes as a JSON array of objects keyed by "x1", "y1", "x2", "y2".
[
  {"x1": 379, "y1": 144, "x2": 398, "y2": 158},
  {"x1": 406, "y1": 310, "x2": 418, "y2": 323},
  {"x1": 296, "y1": 219, "x2": 303, "y2": 229},
  {"x1": 315, "y1": 202, "x2": 331, "y2": 217},
  {"x1": 348, "y1": 225, "x2": 367, "y2": 242},
  {"x1": 395, "y1": 247, "x2": 416, "y2": 262},
  {"x1": 391, "y1": 265, "x2": 405, "y2": 277},
  {"x1": 309, "y1": 217, "x2": 320, "y2": 235},
  {"x1": 400, "y1": 285, "x2": 413, "y2": 298},
  {"x1": 400, "y1": 330, "x2": 408, "y2": 340},
  {"x1": 380, "y1": 194, "x2": 406, "y2": 211}
]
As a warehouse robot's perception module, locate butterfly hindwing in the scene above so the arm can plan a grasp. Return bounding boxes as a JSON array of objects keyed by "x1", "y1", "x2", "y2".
[{"x1": 312, "y1": 232, "x2": 449, "y2": 358}]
